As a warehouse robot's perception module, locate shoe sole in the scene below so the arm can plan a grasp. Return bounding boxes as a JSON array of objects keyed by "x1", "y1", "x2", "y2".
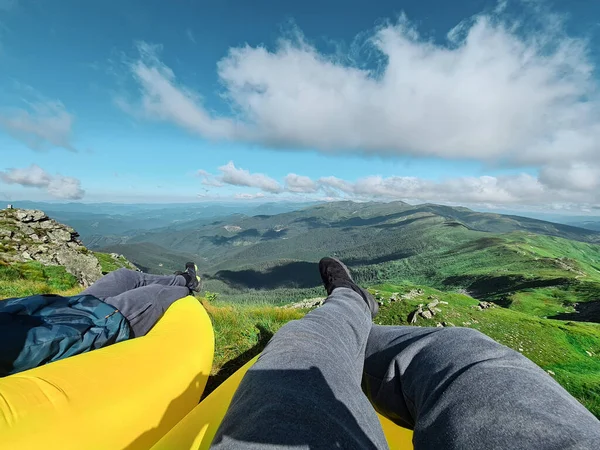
[{"x1": 319, "y1": 257, "x2": 354, "y2": 285}]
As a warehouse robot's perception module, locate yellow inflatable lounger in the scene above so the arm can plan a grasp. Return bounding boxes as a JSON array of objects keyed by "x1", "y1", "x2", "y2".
[
  {"x1": 153, "y1": 356, "x2": 414, "y2": 449},
  {"x1": 0, "y1": 294, "x2": 413, "y2": 449},
  {"x1": 0, "y1": 296, "x2": 214, "y2": 450}
]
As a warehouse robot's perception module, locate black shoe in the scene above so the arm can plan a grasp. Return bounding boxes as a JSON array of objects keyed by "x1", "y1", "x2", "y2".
[
  {"x1": 318, "y1": 257, "x2": 378, "y2": 318},
  {"x1": 183, "y1": 262, "x2": 202, "y2": 292}
]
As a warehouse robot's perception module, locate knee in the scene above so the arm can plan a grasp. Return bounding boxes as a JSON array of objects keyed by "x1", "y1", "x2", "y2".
[
  {"x1": 442, "y1": 326, "x2": 488, "y2": 341},
  {"x1": 434, "y1": 327, "x2": 499, "y2": 350},
  {"x1": 435, "y1": 327, "x2": 518, "y2": 359}
]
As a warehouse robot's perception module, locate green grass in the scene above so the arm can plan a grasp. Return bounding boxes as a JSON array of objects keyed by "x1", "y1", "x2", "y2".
[
  {"x1": 201, "y1": 299, "x2": 307, "y2": 396},
  {"x1": 94, "y1": 251, "x2": 136, "y2": 274},
  {"x1": 371, "y1": 283, "x2": 600, "y2": 418},
  {"x1": 0, "y1": 261, "x2": 80, "y2": 299},
  {"x1": 348, "y1": 230, "x2": 600, "y2": 320}
]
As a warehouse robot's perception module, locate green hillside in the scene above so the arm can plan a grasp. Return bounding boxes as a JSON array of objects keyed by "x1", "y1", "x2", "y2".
[
  {"x1": 98, "y1": 242, "x2": 198, "y2": 274},
  {"x1": 1, "y1": 255, "x2": 598, "y2": 418},
  {"x1": 96, "y1": 202, "x2": 600, "y2": 320},
  {"x1": 0, "y1": 252, "x2": 137, "y2": 300},
  {"x1": 372, "y1": 284, "x2": 600, "y2": 417},
  {"x1": 0, "y1": 261, "x2": 80, "y2": 298},
  {"x1": 99, "y1": 202, "x2": 600, "y2": 276},
  {"x1": 205, "y1": 284, "x2": 600, "y2": 418}
]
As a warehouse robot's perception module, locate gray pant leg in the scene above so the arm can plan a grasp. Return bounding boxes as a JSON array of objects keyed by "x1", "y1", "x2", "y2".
[
  {"x1": 211, "y1": 287, "x2": 389, "y2": 449},
  {"x1": 103, "y1": 285, "x2": 189, "y2": 337},
  {"x1": 363, "y1": 325, "x2": 600, "y2": 450},
  {"x1": 82, "y1": 268, "x2": 187, "y2": 299}
]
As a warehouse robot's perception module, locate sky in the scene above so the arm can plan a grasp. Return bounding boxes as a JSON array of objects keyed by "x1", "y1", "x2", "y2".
[{"x1": 0, "y1": 0, "x2": 599, "y2": 214}]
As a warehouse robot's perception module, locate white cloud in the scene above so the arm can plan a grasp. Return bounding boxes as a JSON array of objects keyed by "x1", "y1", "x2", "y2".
[
  {"x1": 284, "y1": 173, "x2": 318, "y2": 193},
  {"x1": 186, "y1": 29, "x2": 196, "y2": 44},
  {"x1": 0, "y1": 164, "x2": 85, "y2": 199},
  {"x1": 197, "y1": 169, "x2": 224, "y2": 187},
  {"x1": 126, "y1": 42, "x2": 241, "y2": 140},
  {"x1": 195, "y1": 161, "x2": 600, "y2": 210},
  {"x1": 125, "y1": 6, "x2": 600, "y2": 192},
  {"x1": 0, "y1": 101, "x2": 77, "y2": 152},
  {"x1": 318, "y1": 176, "x2": 354, "y2": 194},
  {"x1": 344, "y1": 173, "x2": 549, "y2": 204},
  {"x1": 539, "y1": 164, "x2": 600, "y2": 192},
  {"x1": 235, "y1": 192, "x2": 266, "y2": 200},
  {"x1": 216, "y1": 161, "x2": 282, "y2": 193}
]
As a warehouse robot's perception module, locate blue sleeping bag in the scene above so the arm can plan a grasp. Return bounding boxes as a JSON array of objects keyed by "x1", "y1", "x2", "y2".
[{"x1": 0, "y1": 294, "x2": 131, "y2": 376}]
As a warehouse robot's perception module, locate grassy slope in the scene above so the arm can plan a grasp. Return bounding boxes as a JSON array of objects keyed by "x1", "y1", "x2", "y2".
[
  {"x1": 2, "y1": 261, "x2": 597, "y2": 419},
  {"x1": 351, "y1": 229, "x2": 600, "y2": 319},
  {"x1": 94, "y1": 251, "x2": 137, "y2": 274},
  {"x1": 201, "y1": 300, "x2": 306, "y2": 396},
  {"x1": 204, "y1": 284, "x2": 600, "y2": 418},
  {"x1": 372, "y1": 283, "x2": 600, "y2": 417},
  {"x1": 0, "y1": 261, "x2": 80, "y2": 299},
  {"x1": 0, "y1": 252, "x2": 136, "y2": 299}
]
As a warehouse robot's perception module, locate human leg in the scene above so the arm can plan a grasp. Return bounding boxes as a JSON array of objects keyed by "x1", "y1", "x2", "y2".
[
  {"x1": 211, "y1": 287, "x2": 388, "y2": 449},
  {"x1": 103, "y1": 284, "x2": 189, "y2": 337},
  {"x1": 363, "y1": 325, "x2": 600, "y2": 450},
  {"x1": 82, "y1": 268, "x2": 187, "y2": 299}
]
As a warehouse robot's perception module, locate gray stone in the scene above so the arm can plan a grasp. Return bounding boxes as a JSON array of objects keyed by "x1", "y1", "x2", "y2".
[
  {"x1": 15, "y1": 210, "x2": 28, "y2": 221},
  {"x1": 284, "y1": 297, "x2": 326, "y2": 309},
  {"x1": 0, "y1": 207, "x2": 136, "y2": 287},
  {"x1": 49, "y1": 229, "x2": 72, "y2": 242},
  {"x1": 38, "y1": 220, "x2": 57, "y2": 230},
  {"x1": 55, "y1": 249, "x2": 103, "y2": 287},
  {"x1": 420, "y1": 310, "x2": 433, "y2": 319},
  {"x1": 427, "y1": 299, "x2": 440, "y2": 310},
  {"x1": 30, "y1": 210, "x2": 47, "y2": 222}
]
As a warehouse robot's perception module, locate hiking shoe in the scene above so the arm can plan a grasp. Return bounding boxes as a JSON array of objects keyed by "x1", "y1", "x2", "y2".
[
  {"x1": 318, "y1": 257, "x2": 378, "y2": 318},
  {"x1": 184, "y1": 262, "x2": 202, "y2": 292}
]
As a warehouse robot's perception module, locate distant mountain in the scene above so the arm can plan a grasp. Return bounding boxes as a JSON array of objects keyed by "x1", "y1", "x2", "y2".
[
  {"x1": 98, "y1": 242, "x2": 198, "y2": 274},
  {"x1": 7, "y1": 201, "x2": 319, "y2": 246},
  {"x1": 566, "y1": 221, "x2": 600, "y2": 232},
  {"x1": 95, "y1": 201, "x2": 600, "y2": 311}
]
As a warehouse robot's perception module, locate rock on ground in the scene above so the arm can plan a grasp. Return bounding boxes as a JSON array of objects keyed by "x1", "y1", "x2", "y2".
[{"x1": 0, "y1": 208, "x2": 102, "y2": 286}]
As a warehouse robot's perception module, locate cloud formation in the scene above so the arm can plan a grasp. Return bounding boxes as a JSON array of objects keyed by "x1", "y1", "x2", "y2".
[
  {"x1": 198, "y1": 161, "x2": 599, "y2": 210},
  {"x1": 127, "y1": 42, "x2": 239, "y2": 140},
  {"x1": 235, "y1": 192, "x2": 266, "y2": 200},
  {"x1": 0, "y1": 164, "x2": 85, "y2": 199},
  {"x1": 284, "y1": 173, "x2": 318, "y2": 193},
  {"x1": 199, "y1": 161, "x2": 283, "y2": 193},
  {"x1": 186, "y1": 28, "x2": 196, "y2": 44},
  {"x1": 127, "y1": 6, "x2": 600, "y2": 191},
  {"x1": 0, "y1": 101, "x2": 77, "y2": 151}
]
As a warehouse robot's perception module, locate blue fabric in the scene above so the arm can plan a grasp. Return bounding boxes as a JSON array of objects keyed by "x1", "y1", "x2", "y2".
[{"x1": 0, "y1": 294, "x2": 132, "y2": 376}]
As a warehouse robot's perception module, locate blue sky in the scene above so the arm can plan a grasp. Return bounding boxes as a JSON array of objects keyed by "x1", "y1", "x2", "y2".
[{"x1": 0, "y1": 0, "x2": 599, "y2": 213}]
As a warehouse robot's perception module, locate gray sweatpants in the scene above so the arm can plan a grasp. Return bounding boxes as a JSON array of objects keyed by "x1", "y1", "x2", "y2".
[
  {"x1": 212, "y1": 287, "x2": 600, "y2": 449},
  {"x1": 82, "y1": 268, "x2": 189, "y2": 337}
]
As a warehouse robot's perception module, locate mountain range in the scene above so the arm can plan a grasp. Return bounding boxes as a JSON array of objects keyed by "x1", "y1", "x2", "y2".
[{"x1": 40, "y1": 200, "x2": 593, "y2": 316}]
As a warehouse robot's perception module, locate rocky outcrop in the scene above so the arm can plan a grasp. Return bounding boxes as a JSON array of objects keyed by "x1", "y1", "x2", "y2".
[
  {"x1": 0, "y1": 208, "x2": 103, "y2": 286},
  {"x1": 408, "y1": 296, "x2": 449, "y2": 324},
  {"x1": 283, "y1": 297, "x2": 326, "y2": 309}
]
